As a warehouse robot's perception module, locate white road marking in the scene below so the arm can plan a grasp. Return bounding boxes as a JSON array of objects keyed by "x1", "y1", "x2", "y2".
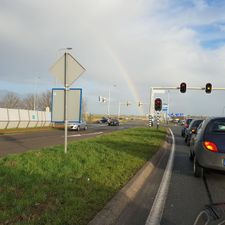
[
  {"x1": 145, "y1": 128, "x2": 175, "y2": 225},
  {"x1": 67, "y1": 132, "x2": 103, "y2": 138}
]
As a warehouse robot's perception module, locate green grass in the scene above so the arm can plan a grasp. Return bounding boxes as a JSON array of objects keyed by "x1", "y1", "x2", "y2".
[{"x1": 0, "y1": 127, "x2": 166, "y2": 225}]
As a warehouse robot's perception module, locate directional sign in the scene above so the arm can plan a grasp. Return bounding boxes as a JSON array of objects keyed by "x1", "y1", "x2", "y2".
[{"x1": 50, "y1": 53, "x2": 86, "y2": 87}]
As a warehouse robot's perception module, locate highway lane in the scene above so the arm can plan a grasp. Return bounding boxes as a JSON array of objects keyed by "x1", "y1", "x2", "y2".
[
  {"x1": 0, "y1": 120, "x2": 146, "y2": 157},
  {"x1": 161, "y1": 126, "x2": 225, "y2": 225},
  {"x1": 113, "y1": 125, "x2": 225, "y2": 225}
]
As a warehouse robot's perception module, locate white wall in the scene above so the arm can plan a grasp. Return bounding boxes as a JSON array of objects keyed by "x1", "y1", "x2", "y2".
[
  {"x1": 0, "y1": 108, "x2": 51, "y2": 129},
  {"x1": 0, "y1": 108, "x2": 8, "y2": 129},
  {"x1": 7, "y1": 109, "x2": 20, "y2": 129}
]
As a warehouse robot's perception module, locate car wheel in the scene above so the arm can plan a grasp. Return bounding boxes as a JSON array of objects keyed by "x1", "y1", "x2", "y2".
[
  {"x1": 84, "y1": 125, "x2": 87, "y2": 130},
  {"x1": 77, "y1": 126, "x2": 80, "y2": 131},
  {"x1": 193, "y1": 157, "x2": 203, "y2": 177},
  {"x1": 189, "y1": 150, "x2": 194, "y2": 161}
]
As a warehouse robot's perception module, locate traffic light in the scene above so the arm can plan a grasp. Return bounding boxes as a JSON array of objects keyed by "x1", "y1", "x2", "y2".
[
  {"x1": 205, "y1": 83, "x2": 212, "y2": 94},
  {"x1": 154, "y1": 98, "x2": 162, "y2": 111},
  {"x1": 180, "y1": 82, "x2": 186, "y2": 93}
]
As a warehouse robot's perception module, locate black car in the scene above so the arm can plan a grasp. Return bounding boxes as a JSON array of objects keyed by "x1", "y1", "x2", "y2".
[
  {"x1": 189, "y1": 117, "x2": 225, "y2": 177},
  {"x1": 181, "y1": 118, "x2": 193, "y2": 137},
  {"x1": 97, "y1": 117, "x2": 108, "y2": 124},
  {"x1": 108, "y1": 118, "x2": 119, "y2": 126},
  {"x1": 184, "y1": 119, "x2": 203, "y2": 146}
]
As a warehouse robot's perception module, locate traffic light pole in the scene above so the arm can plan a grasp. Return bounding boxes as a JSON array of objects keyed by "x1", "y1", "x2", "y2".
[{"x1": 149, "y1": 85, "x2": 225, "y2": 119}]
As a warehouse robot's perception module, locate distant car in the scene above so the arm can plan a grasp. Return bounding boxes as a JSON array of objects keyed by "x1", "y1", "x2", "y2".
[
  {"x1": 181, "y1": 118, "x2": 193, "y2": 137},
  {"x1": 184, "y1": 119, "x2": 203, "y2": 146},
  {"x1": 189, "y1": 117, "x2": 225, "y2": 177},
  {"x1": 97, "y1": 117, "x2": 108, "y2": 124},
  {"x1": 108, "y1": 118, "x2": 119, "y2": 126},
  {"x1": 68, "y1": 121, "x2": 87, "y2": 131}
]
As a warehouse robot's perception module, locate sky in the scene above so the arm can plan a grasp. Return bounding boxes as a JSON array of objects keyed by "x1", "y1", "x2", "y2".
[{"x1": 1, "y1": 0, "x2": 225, "y2": 116}]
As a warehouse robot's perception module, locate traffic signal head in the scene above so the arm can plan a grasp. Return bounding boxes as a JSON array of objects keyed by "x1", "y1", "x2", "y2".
[
  {"x1": 180, "y1": 82, "x2": 186, "y2": 93},
  {"x1": 154, "y1": 98, "x2": 162, "y2": 111},
  {"x1": 205, "y1": 83, "x2": 212, "y2": 94}
]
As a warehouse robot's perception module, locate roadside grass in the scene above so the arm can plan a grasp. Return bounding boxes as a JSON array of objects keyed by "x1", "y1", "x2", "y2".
[
  {"x1": 0, "y1": 127, "x2": 53, "y2": 135},
  {"x1": 0, "y1": 127, "x2": 166, "y2": 225}
]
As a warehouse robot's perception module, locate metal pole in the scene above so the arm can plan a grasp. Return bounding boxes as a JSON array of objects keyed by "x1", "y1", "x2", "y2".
[
  {"x1": 64, "y1": 53, "x2": 68, "y2": 154},
  {"x1": 118, "y1": 102, "x2": 121, "y2": 118},
  {"x1": 107, "y1": 88, "x2": 111, "y2": 117},
  {"x1": 149, "y1": 87, "x2": 154, "y2": 116}
]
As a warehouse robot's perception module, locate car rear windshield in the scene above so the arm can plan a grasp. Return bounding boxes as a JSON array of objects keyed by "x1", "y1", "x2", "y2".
[
  {"x1": 205, "y1": 119, "x2": 225, "y2": 134},
  {"x1": 192, "y1": 120, "x2": 203, "y2": 128}
]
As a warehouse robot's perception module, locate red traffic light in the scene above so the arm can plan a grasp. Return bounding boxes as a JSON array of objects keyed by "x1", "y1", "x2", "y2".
[
  {"x1": 154, "y1": 98, "x2": 162, "y2": 111},
  {"x1": 180, "y1": 82, "x2": 186, "y2": 93},
  {"x1": 205, "y1": 83, "x2": 212, "y2": 94}
]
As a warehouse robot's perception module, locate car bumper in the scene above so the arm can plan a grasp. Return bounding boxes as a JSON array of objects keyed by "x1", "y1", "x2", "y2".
[{"x1": 196, "y1": 147, "x2": 225, "y2": 171}]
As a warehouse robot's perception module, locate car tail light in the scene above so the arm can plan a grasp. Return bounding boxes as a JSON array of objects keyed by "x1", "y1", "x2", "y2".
[{"x1": 203, "y1": 141, "x2": 218, "y2": 152}]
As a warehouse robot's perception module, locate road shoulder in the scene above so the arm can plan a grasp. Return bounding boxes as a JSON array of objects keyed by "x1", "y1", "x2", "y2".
[{"x1": 88, "y1": 129, "x2": 172, "y2": 225}]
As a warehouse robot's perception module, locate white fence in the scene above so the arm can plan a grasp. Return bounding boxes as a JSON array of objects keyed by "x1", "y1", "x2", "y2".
[{"x1": 0, "y1": 108, "x2": 51, "y2": 129}]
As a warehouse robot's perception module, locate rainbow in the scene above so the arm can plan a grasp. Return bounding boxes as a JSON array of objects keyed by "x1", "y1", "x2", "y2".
[{"x1": 103, "y1": 42, "x2": 144, "y2": 115}]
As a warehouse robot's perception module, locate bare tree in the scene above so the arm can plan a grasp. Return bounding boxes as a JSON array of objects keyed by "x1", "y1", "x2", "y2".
[
  {"x1": 38, "y1": 90, "x2": 51, "y2": 111},
  {"x1": 0, "y1": 92, "x2": 21, "y2": 109},
  {"x1": 22, "y1": 94, "x2": 35, "y2": 110}
]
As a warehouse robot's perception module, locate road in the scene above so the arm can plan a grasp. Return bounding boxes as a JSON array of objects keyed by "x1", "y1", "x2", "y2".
[
  {"x1": 0, "y1": 120, "x2": 145, "y2": 157},
  {"x1": 114, "y1": 125, "x2": 225, "y2": 225}
]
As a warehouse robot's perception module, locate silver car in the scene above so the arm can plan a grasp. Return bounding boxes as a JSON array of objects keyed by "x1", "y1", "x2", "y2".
[
  {"x1": 68, "y1": 121, "x2": 87, "y2": 131},
  {"x1": 190, "y1": 117, "x2": 225, "y2": 177}
]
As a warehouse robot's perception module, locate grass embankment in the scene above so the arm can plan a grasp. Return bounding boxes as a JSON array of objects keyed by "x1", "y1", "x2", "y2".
[
  {"x1": 0, "y1": 127, "x2": 53, "y2": 135},
  {"x1": 0, "y1": 127, "x2": 166, "y2": 225}
]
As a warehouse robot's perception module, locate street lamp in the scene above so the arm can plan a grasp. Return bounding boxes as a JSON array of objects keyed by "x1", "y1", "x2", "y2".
[
  {"x1": 107, "y1": 84, "x2": 116, "y2": 117},
  {"x1": 34, "y1": 76, "x2": 40, "y2": 111}
]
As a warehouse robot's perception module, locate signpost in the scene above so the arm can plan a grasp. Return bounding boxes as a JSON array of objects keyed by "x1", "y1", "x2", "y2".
[{"x1": 50, "y1": 51, "x2": 86, "y2": 154}]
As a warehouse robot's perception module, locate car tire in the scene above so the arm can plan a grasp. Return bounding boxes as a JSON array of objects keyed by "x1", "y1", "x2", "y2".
[
  {"x1": 193, "y1": 157, "x2": 203, "y2": 177},
  {"x1": 84, "y1": 126, "x2": 87, "y2": 130},
  {"x1": 77, "y1": 126, "x2": 80, "y2": 131}
]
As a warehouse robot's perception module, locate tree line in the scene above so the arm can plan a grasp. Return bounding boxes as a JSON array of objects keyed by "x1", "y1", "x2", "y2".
[
  {"x1": 0, "y1": 91, "x2": 51, "y2": 111},
  {"x1": 0, "y1": 90, "x2": 87, "y2": 115}
]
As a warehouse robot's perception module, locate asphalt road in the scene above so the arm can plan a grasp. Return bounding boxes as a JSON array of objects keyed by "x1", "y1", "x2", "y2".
[
  {"x1": 161, "y1": 126, "x2": 225, "y2": 225},
  {"x1": 113, "y1": 125, "x2": 225, "y2": 225},
  {"x1": 0, "y1": 120, "x2": 146, "y2": 157}
]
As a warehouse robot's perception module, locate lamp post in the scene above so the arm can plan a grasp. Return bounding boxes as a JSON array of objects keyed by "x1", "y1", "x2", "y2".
[
  {"x1": 107, "y1": 84, "x2": 116, "y2": 117},
  {"x1": 34, "y1": 76, "x2": 40, "y2": 111}
]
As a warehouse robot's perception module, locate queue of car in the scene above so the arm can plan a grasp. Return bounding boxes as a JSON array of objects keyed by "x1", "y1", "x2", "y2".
[{"x1": 181, "y1": 117, "x2": 225, "y2": 177}]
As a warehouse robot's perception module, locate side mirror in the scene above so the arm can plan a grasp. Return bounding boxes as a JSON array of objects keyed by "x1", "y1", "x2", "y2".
[{"x1": 193, "y1": 204, "x2": 225, "y2": 225}]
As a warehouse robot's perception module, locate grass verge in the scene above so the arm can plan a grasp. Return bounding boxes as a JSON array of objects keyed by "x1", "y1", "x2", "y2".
[
  {"x1": 0, "y1": 127, "x2": 166, "y2": 225},
  {"x1": 0, "y1": 127, "x2": 53, "y2": 135}
]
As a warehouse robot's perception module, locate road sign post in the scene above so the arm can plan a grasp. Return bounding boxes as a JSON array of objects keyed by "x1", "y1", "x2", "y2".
[{"x1": 50, "y1": 51, "x2": 86, "y2": 154}]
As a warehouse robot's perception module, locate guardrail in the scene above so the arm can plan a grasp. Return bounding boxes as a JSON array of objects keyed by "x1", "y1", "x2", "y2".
[{"x1": 0, "y1": 108, "x2": 51, "y2": 129}]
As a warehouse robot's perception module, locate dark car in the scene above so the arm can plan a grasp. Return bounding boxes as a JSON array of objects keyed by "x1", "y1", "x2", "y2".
[
  {"x1": 97, "y1": 117, "x2": 108, "y2": 124},
  {"x1": 189, "y1": 117, "x2": 225, "y2": 177},
  {"x1": 108, "y1": 118, "x2": 119, "y2": 126},
  {"x1": 181, "y1": 118, "x2": 193, "y2": 137},
  {"x1": 184, "y1": 119, "x2": 203, "y2": 146}
]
